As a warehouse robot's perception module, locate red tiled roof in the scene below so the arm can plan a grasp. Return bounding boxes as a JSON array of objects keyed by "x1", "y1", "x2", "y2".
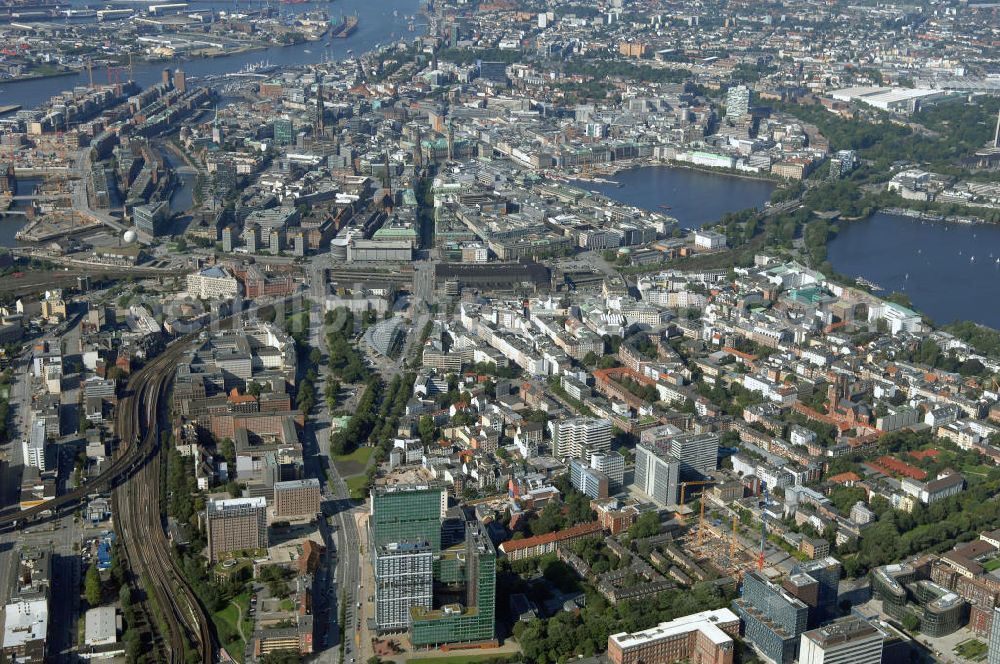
[
  {"x1": 499, "y1": 521, "x2": 603, "y2": 553},
  {"x1": 827, "y1": 471, "x2": 861, "y2": 484}
]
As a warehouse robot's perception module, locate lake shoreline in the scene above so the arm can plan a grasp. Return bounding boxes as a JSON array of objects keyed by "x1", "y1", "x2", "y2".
[{"x1": 566, "y1": 158, "x2": 779, "y2": 185}]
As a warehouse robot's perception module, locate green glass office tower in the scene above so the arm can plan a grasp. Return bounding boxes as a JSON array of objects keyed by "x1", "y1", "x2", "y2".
[
  {"x1": 411, "y1": 523, "x2": 496, "y2": 647},
  {"x1": 370, "y1": 484, "x2": 445, "y2": 552}
]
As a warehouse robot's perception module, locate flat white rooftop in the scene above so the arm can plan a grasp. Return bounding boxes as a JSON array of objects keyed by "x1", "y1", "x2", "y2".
[{"x1": 609, "y1": 608, "x2": 739, "y2": 649}]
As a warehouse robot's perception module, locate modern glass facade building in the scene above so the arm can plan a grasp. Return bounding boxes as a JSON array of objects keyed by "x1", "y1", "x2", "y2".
[
  {"x1": 370, "y1": 484, "x2": 446, "y2": 552},
  {"x1": 987, "y1": 606, "x2": 1000, "y2": 664},
  {"x1": 733, "y1": 572, "x2": 809, "y2": 664},
  {"x1": 794, "y1": 557, "x2": 842, "y2": 627},
  {"x1": 411, "y1": 523, "x2": 496, "y2": 647}
]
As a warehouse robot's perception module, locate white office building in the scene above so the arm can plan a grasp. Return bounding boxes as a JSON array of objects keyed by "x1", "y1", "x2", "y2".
[
  {"x1": 551, "y1": 417, "x2": 611, "y2": 459},
  {"x1": 373, "y1": 540, "x2": 433, "y2": 632},
  {"x1": 988, "y1": 606, "x2": 1000, "y2": 664},
  {"x1": 23, "y1": 420, "x2": 47, "y2": 472},
  {"x1": 185, "y1": 266, "x2": 241, "y2": 300},
  {"x1": 726, "y1": 85, "x2": 751, "y2": 118},
  {"x1": 634, "y1": 441, "x2": 680, "y2": 507},
  {"x1": 799, "y1": 616, "x2": 883, "y2": 664},
  {"x1": 591, "y1": 451, "x2": 625, "y2": 492},
  {"x1": 640, "y1": 427, "x2": 718, "y2": 479}
]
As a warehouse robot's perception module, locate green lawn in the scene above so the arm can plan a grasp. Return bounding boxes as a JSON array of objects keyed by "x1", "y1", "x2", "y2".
[
  {"x1": 212, "y1": 592, "x2": 251, "y2": 663},
  {"x1": 345, "y1": 474, "x2": 369, "y2": 500},
  {"x1": 333, "y1": 446, "x2": 374, "y2": 476},
  {"x1": 983, "y1": 558, "x2": 1000, "y2": 572},
  {"x1": 406, "y1": 654, "x2": 517, "y2": 664},
  {"x1": 955, "y1": 639, "x2": 987, "y2": 661}
]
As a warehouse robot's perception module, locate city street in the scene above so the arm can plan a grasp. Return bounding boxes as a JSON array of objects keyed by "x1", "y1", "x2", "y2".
[{"x1": 306, "y1": 300, "x2": 365, "y2": 664}]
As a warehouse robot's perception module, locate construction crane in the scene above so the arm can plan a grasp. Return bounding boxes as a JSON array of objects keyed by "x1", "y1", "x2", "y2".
[
  {"x1": 679, "y1": 479, "x2": 713, "y2": 505},
  {"x1": 757, "y1": 482, "x2": 769, "y2": 571},
  {"x1": 697, "y1": 497, "x2": 706, "y2": 546},
  {"x1": 730, "y1": 512, "x2": 738, "y2": 563}
]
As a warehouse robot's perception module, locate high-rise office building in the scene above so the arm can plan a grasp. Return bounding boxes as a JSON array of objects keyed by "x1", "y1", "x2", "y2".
[
  {"x1": 273, "y1": 478, "x2": 321, "y2": 518},
  {"x1": 569, "y1": 458, "x2": 609, "y2": 500},
  {"x1": 133, "y1": 201, "x2": 170, "y2": 237},
  {"x1": 640, "y1": 427, "x2": 718, "y2": 479},
  {"x1": 608, "y1": 609, "x2": 740, "y2": 664},
  {"x1": 410, "y1": 522, "x2": 496, "y2": 646},
  {"x1": 634, "y1": 441, "x2": 680, "y2": 507},
  {"x1": 591, "y1": 451, "x2": 625, "y2": 492},
  {"x1": 173, "y1": 69, "x2": 186, "y2": 93},
  {"x1": 161, "y1": 68, "x2": 172, "y2": 88},
  {"x1": 794, "y1": 557, "x2": 842, "y2": 626},
  {"x1": 726, "y1": 84, "x2": 751, "y2": 119},
  {"x1": 373, "y1": 540, "x2": 433, "y2": 632},
  {"x1": 477, "y1": 61, "x2": 508, "y2": 84},
  {"x1": 23, "y1": 420, "x2": 47, "y2": 472},
  {"x1": 370, "y1": 484, "x2": 446, "y2": 552},
  {"x1": 733, "y1": 571, "x2": 809, "y2": 664},
  {"x1": 274, "y1": 118, "x2": 294, "y2": 146},
  {"x1": 799, "y1": 617, "x2": 883, "y2": 664},
  {"x1": 988, "y1": 606, "x2": 1000, "y2": 664},
  {"x1": 206, "y1": 497, "x2": 268, "y2": 562},
  {"x1": 552, "y1": 417, "x2": 611, "y2": 459}
]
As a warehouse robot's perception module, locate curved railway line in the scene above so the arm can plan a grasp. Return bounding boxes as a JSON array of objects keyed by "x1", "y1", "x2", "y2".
[
  {"x1": 111, "y1": 337, "x2": 215, "y2": 664},
  {"x1": 0, "y1": 297, "x2": 308, "y2": 662}
]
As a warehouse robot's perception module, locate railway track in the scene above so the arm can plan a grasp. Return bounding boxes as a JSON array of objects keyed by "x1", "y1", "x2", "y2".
[{"x1": 112, "y1": 337, "x2": 216, "y2": 664}]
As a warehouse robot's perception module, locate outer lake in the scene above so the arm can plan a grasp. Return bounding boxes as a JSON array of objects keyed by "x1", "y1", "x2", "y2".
[{"x1": 827, "y1": 212, "x2": 1000, "y2": 329}]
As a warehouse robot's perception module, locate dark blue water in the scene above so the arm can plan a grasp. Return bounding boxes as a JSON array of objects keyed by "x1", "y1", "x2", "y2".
[
  {"x1": 573, "y1": 165, "x2": 776, "y2": 229},
  {"x1": 1, "y1": 0, "x2": 424, "y2": 110},
  {"x1": 828, "y1": 212, "x2": 1000, "y2": 328},
  {"x1": 162, "y1": 148, "x2": 194, "y2": 213},
  {"x1": 0, "y1": 178, "x2": 42, "y2": 246}
]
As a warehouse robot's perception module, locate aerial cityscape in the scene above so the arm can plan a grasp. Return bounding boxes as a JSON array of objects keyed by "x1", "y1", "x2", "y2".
[{"x1": 0, "y1": 0, "x2": 999, "y2": 662}]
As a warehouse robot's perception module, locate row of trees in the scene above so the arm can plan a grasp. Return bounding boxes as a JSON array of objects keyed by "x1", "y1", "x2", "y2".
[
  {"x1": 513, "y1": 582, "x2": 732, "y2": 664},
  {"x1": 325, "y1": 308, "x2": 370, "y2": 384},
  {"x1": 329, "y1": 377, "x2": 383, "y2": 457}
]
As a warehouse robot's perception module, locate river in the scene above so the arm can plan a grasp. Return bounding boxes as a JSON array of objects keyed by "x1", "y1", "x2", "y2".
[
  {"x1": 1, "y1": 0, "x2": 425, "y2": 110},
  {"x1": 828, "y1": 212, "x2": 1000, "y2": 329},
  {"x1": 573, "y1": 164, "x2": 776, "y2": 229}
]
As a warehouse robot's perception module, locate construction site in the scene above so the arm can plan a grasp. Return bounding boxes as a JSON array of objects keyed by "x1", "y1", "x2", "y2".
[{"x1": 668, "y1": 481, "x2": 780, "y2": 587}]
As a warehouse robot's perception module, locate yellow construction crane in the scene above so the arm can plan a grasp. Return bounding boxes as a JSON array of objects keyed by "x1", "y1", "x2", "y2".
[
  {"x1": 697, "y1": 497, "x2": 707, "y2": 546},
  {"x1": 730, "y1": 512, "x2": 738, "y2": 562},
  {"x1": 679, "y1": 479, "x2": 713, "y2": 505}
]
